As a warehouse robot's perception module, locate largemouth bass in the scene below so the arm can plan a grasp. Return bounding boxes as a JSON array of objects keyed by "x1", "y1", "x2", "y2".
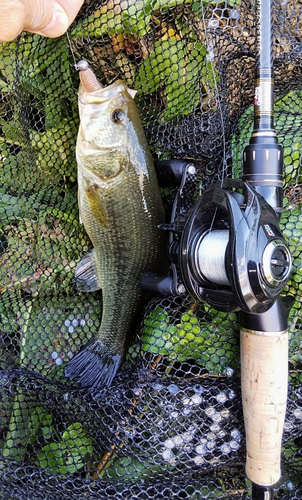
[{"x1": 64, "y1": 62, "x2": 167, "y2": 390}]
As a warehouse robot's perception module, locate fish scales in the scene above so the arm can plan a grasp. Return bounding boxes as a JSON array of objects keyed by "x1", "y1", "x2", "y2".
[{"x1": 64, "y1": 64, "x2": 166, "y2": 391}]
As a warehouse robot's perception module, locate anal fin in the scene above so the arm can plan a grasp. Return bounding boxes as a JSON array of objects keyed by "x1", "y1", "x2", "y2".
[{"x1": 75, "y1": 249, "x2": 101, "y2": 292}]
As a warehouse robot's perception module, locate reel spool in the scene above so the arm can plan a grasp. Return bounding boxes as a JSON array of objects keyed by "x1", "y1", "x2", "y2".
[{"x1": 141, "y1": 162, "x2": 292, "y2": 315}]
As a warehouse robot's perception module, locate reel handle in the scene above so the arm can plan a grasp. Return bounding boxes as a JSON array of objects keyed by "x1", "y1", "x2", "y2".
[{"x1": 240, "y1": 297, "x2": 291, "y2": 488}]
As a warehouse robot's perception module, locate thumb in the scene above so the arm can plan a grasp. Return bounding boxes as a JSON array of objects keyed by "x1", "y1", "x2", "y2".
[
  {"x1": 0, "y1": 0, "x2": 84, "y2": 42},
  {"x1": 0, "y1": 0, "x2": 55, "y2": 42},
  {"x1": 35, "y1": 0, "x2": 85, "y2": 38}
]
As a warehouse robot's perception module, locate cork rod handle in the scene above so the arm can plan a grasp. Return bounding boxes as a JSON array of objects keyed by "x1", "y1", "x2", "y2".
[{"x1": 240, "y1": 328, "x2": 288, "y2": 487}]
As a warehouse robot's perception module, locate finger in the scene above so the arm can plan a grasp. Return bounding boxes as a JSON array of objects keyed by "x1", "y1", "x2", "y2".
[
  {"x1": 0, "y1": 0, "x2": 53, "y2": 42},
  {"x1": 0, "y1": 0, "x2": 84, "y2": 42},
  {"x1": 35, "y1": 0, "x2": 85, "y2": 38}
]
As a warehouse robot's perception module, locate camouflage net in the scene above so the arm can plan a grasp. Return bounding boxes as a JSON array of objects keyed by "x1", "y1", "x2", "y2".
[{"x1": 0, "y1": 0, "x2": 302, "y2": 498}]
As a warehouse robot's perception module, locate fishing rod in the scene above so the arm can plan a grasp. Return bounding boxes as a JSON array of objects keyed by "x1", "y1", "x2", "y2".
[
  {"x1": 238, "y1": 1, "x2": 291, "y2": 497},
  {"x1": 141, "y1": 0, "x2": 292, "y2": 497}
]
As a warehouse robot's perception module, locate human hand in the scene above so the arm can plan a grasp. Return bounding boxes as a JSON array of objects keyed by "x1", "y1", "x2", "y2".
[{"x1": 0, "y1": 0, "x2": 84, "y2": 42}]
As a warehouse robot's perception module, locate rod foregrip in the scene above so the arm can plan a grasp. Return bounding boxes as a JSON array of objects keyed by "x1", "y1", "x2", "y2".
[{"x1": 240, "y1": 326, "x2": 288, "y2": 486}]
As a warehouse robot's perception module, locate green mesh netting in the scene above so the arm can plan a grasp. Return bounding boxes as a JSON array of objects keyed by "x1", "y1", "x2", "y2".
[{"x1": 0, "y1": 1, "x2": 302, "y2": 499}]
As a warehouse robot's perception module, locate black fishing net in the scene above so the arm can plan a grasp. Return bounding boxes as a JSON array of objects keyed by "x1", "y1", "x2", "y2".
[{"x1": 0, "y1": 0, "x2": 302, "y2": 498}]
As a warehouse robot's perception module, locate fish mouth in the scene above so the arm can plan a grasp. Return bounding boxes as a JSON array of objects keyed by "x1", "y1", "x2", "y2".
[{"x1": 76, "y1": 60, "x2": 111, "y2": 105}]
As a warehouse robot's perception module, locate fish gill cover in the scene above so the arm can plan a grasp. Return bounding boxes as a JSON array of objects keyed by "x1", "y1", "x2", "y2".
[{"x1": 0, "y1": 0, "x2": 301, "y2": 499}]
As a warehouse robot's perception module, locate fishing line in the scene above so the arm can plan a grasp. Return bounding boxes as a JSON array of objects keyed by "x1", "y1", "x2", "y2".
[
  {"x1": 66, "y1": 29, "x2": 78, "y2": 68},
  {"x1": 196, "y1": 2, "x2": 231, "y2": 281},
  {"x1": 199, "y1": 3, "x2": 228, "y2": 187},
  {"x1": 65, "y1": 32, "x2": 102, "y2": 94},
  {"x1": 194, "y1": 229, "x2": 230, "y2": 286}
]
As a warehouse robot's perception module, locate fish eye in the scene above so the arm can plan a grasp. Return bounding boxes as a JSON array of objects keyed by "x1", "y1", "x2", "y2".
[{"x1": 111, "y1": 109, "x2": 125, "y2": 124}]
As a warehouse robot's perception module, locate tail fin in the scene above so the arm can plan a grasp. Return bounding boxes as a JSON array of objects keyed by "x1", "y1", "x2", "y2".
[{"x1": 64, "y1": 340, "x2": 122, "y2": 390}]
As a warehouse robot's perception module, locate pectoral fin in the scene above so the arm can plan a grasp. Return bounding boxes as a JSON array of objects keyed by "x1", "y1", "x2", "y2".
[
  {"x1": 86, "y1": 184, "x2": 108, "y2": 227},
  {"x1": 75, "y1": 249, "x2": 101, "y2": 292}
]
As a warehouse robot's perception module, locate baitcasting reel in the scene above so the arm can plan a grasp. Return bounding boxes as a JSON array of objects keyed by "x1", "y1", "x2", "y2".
[{"x1": 141, "y1": 160, "x2": 292, "y2": 314}]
